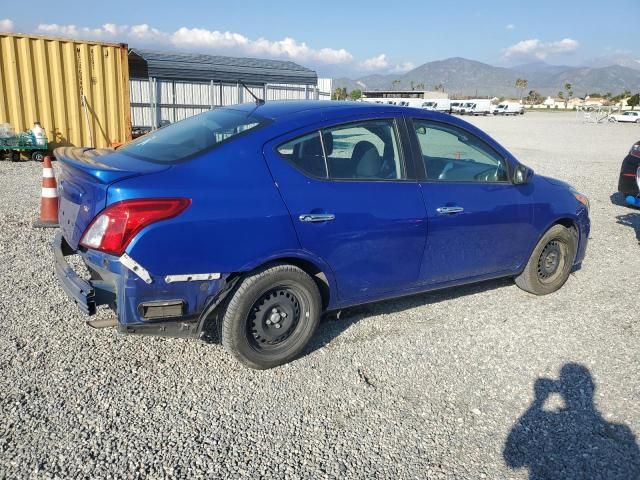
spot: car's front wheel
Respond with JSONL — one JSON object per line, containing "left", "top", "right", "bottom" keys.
{"left": 515, "top": 224, "right": 577, "bottom": 295}
{"left": 221, "top": 263, "right": 321, "bottom": 369}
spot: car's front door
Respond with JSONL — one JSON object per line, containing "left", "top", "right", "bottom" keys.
{"left": 409, "top": 118, "right": 535, "bottom": 285}
{"left": 263, "top": 116, "right": 427, "bottom": 302}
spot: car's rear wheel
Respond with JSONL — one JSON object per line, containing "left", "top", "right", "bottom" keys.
{"left": 515, "top": 224, "right": 577, "bottom": 295}
{"left": 221, "top": 263, "right": 321, "bottom": 369}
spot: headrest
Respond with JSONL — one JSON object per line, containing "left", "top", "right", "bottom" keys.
{"left": 353, "top": 141, "right": 382, "bottom": 178}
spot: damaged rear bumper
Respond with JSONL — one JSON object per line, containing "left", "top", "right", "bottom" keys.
{"left": 53, "top": 232, "right": 97, "bottom": 315}
{"left": 52, "top": 231, "right": 232, "bottom": 338}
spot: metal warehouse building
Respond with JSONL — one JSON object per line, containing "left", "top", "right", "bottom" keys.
{"left": 129, "top": 49, "right": 332, "bottom": 129}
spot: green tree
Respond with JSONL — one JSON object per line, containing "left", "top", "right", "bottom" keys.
{"left": 331, "top": 87, "right": 348, "bottom": 101}
{"left": 628, "top": 93, "right": 640, "bottom": 110}
{"left": 349, "top": 89, "right": 362, "bottom": 101}
{"left": 525, "top": 90, "right": 543, "bottom": 105}
{"left": 515, "top": 78, "right": 528, "bottom": 102}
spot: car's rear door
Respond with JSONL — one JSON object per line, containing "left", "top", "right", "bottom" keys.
{"left": 407, "top": 117, "right": 535, "bottom": 285}
{"left": 263, "top": 115, "right": 427, "bottom": 302}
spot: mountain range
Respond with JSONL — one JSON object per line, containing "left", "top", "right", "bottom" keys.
{"left": 332, "top": 56, "right": 640, "bottom": 98}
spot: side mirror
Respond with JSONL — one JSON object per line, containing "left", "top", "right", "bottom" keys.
{"left": 513, "top": 164, "right": 534, "bottom": 185}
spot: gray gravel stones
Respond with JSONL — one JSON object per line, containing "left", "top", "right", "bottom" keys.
{"left": 0, "top": 112, "right": 639, "bottom": 479}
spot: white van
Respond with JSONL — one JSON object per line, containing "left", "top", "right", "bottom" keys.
{"left": 459, "top": 101, "right": 476, "bottom": 115}
{"left": 459, "top": 99, "right": 491, "bottom": 116}
{"left": 422, "top": 99, "right": 452, "bottom": 113}
{"left": 450, "top": 101, "right": 465, "bottom": 114}
{"left": 494, "top": 102, "right": 524, "bottom": 115}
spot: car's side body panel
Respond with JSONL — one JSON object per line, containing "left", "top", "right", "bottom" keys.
{"left": 52, "top": 101, "right": 590, "bottom": 329}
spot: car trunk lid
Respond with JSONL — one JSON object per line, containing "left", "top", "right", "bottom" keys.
{"left": 56, "top": 147, "right": 170, "bottom": 249}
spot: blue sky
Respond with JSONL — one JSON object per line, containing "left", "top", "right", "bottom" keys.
{"left": 2, "top": 0, "right": 639, "bottom": 76}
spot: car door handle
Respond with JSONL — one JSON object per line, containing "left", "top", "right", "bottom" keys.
{"left": 299, "top": 213, "right": 336, "bottom": 223}
{"left": 436, "top": 206, "right": 464, "bottom": 215}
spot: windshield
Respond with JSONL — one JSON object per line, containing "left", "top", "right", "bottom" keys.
{"left": 424, "top": 102, "right": 436, "bottom": 107}
{"left": 119, "top": 108, "right": 266, "bottom": 163}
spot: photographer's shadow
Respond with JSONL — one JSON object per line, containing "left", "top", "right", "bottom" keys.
{"left": 504, "top": 363, "right": 640, "bottom": 479}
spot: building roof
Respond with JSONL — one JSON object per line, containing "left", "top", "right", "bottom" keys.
{"left": 128, "top": 48, "right": 318, "bottom": 85}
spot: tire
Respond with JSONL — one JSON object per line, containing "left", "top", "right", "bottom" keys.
{"left": 31, "top": 151, "right": 45, "bottom": 162}
{"left": 221, "top": 263, "right": 322, "bottom": 369}
{"left": 11, "top": 151, "right": 21, "bottom": 162}
{"left": 515, "top": 224, "right": 577, "bottom": 295}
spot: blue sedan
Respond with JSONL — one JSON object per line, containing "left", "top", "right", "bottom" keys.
{"left": 53, "top": 101, "right": 590, "bottom": 368}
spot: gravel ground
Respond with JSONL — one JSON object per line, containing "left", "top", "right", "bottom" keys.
{"left": 0, "top": 112, "right": 639, "bottom": 479}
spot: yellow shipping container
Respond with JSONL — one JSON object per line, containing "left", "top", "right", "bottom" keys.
{"left": 0, "top": 32, "right": 131, "bottom": 149}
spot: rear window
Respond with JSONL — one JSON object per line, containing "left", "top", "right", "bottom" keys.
{"left": 119, "top": 108, "right": 266, "bottom": 163}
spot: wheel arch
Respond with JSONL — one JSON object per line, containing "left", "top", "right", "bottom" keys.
{"left": 239, "top": 252, "right": 337, "bottom": 311}
{"left": 521, "top": 215, "right": 580, "bottom": 273}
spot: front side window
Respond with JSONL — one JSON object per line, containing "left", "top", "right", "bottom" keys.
{"left": 119, "top": 108, "right": 265, "bottom": 163}
{"left": 277, "top": 119, "right": 404, "bottom": 181}
{"left": 413, "top": 120, "right": 509, "bottom": 182}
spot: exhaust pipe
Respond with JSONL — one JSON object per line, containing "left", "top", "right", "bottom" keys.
{"left": 86, "top": 318, "right": 118, "bottom": 329}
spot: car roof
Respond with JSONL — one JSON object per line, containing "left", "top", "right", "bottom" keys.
{"left": 226, "top": 100, "right": 409, "bottom": 120}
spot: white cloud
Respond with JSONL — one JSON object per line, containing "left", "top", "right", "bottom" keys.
{"left": 503, "top": 38, "right": 579, "bottom": 60}
{"left": 37, "top": 23, "right": 130, "bottom": 39}
{"left": 36, "top": 22, "right": 354, "bottom": 65}
{"left": 0, "top": 18, "right": 14, "bottom": 31}
{"left": 505, "top": 24, "right": 515, "bottom": 30}
{"left": 390, "top": 61, "right": 415, "bottom": 73}
{"left": 360, "top": 54, "right": 389, "bottom": 70}
{"left": 31, "top": 20, "right": 420, "bottom": 73}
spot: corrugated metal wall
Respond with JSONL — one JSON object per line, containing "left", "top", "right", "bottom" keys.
{"left": 131, "top": 77, "right": 333, "bottom": 128}
{"left": 0, "top": 33, "right": 131, "bottom": 149}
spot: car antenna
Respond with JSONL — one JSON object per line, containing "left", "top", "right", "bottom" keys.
{"left": 240, "top": 82, "right": 265, "bottom": 106}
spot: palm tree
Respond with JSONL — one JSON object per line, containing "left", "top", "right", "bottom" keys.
{"left": 563, "top": 83, "right": 573, "bottom": 108}
{"left": 515, "top": 78, "right": 528, "bottom": 102}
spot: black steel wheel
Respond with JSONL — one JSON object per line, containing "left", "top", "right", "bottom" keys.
{"left": 31, "top": 151, "right": 45, "bottom": 162}
{"left": 221, "top": 263, "right": 321, "bottom": 369}
{"left": 515, "top": 224, "right": 577, "bottom": 295}
{"left": 247, "top": 286, "right": 303, "bottom": 350}
{"left": 536, "top": 240, "right": 566, "bottom": 284}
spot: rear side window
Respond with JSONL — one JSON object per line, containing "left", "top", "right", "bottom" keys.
{"left": 119, "top": 108, "right": 265, "bottom": 163}
{"left": 277, "top": 119, "right": 404, "bottom": 181}
{"left": 277, "top": 131, "right": 327, "bottom": 178}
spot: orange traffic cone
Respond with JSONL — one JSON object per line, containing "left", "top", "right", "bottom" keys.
{"left": 33, "top": 156, "right": 59, "bottom": 228}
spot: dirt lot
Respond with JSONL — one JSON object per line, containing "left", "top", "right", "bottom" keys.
{"left": 0, "top": 112, "right": 639, "bottom": 479}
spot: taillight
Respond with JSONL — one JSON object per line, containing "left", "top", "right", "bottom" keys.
{"left": 630, "top": 144, "right": 640, "bottom": 158}
{"left": 80, "top": 198, "right": 191, "bottom": 256}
